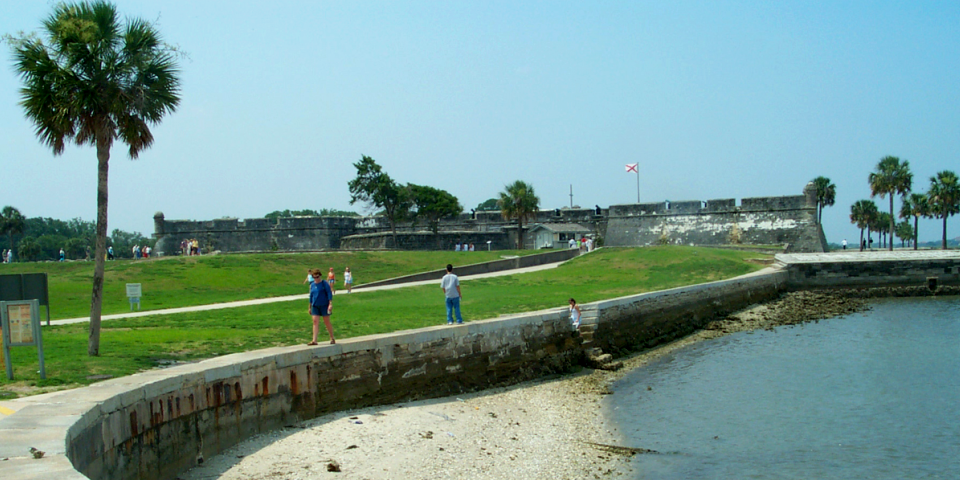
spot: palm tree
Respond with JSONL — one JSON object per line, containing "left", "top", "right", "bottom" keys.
{"left": 868, "top": 156, "right": 912, "bottom": 251}
{"left": 900, "top": 193, "right": 929, "bottom": 250}
{"left": 0, "top": 206, "right": 26, "bottom": 259}
{"left": 812, "top": 176, "right": 836, "bottom": 224}
{"left": 498, "top": 180, "right": 540, "bottom": 249}
{"left": 895, "top": 221, "right": 914, "bottom": 248}
{"left": 927, "top": 170, "right": 960, "bottom": 250}
{"left": 11, "top": 1, "right": 181, "bottom": 355}
{"left": 850, "top": 200, "right": 878, "bottom": 251}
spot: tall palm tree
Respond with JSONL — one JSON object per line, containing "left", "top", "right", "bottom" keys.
{"left": 850, "top": 200, "right": 878, "bottom": 251}
{"left": 927, "top": 170, "right": 960, "bottom": 250}
{"left": 11, "top": 1, "right": 180, "bottom": 355}
{"left": 498, "top": 180, "right": 540, "bottom": 249}
{"left": 900, "top": 193, "right": 929, "bottom": 250}
{"left": 812, "top": 176, "right": 836, "bottom": 224}
{"left": 0, "top": 206, "right": 26, "bottom": 259}
{"left": 868, "top": 156, "right": 912, "bottom": 251}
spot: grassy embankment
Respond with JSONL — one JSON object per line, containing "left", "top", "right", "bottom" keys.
{"left": 0, "top": 250, "right": 538, "bottom": 319}
{"left": 0, "top": 247, "right": 770, "bottom": 397}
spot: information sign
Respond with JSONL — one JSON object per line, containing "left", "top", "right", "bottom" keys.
{"left": 126, "top": 283, "right": 142, "bottom": 311}
{"left": 1, "top": 299, "right": 46, "bottom": 380}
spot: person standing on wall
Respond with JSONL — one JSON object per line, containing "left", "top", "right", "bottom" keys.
{"left": 441, "top": 263, "right": 463, "bottom": 325}
{"left": 308, "top": 268, "right": 335, "bottom": 345}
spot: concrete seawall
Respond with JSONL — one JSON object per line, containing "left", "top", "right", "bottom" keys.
{"left": 1, "top": 251, "right": 958, "bottom": 480}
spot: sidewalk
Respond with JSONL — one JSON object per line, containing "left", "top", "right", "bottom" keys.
{"left": 47, "top": 261, "right": 564, "bottom": 326}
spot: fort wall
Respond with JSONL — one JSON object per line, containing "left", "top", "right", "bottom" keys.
{"left": 153, "top": 184, "right": 825, "bottom": 254}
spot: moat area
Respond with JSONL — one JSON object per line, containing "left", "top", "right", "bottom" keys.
{"left": 604, "top": 296, "right": 960, "bottom": 479}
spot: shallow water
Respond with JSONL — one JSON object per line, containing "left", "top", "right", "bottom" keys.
{"left": 604, "top": 296, "right": 960, "bottom": 479}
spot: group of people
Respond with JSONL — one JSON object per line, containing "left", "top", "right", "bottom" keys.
{"left": 133, "top": 244, "right": 151, "bottom": 259}
{"left": 180, "top": 239, "right": 201, "bottom": 256}
{"left": 454, "top": 243, "right": 475, "bottom": 252}
{"left": 568, "top": 236, "right": 594, "bottom": 253}
{"left": 303, "top": 262, "right": 583, "bottom": 346}
{"left": 1, "top": 249, "right": 12, "bottom": 263}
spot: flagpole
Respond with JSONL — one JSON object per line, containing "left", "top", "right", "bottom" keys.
{"left": 636, "top": 167, "right": 640, "bottom": 203}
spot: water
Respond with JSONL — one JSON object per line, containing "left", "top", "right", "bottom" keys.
{"left": 604, "top": 297, "right": 960, "bottom": 479}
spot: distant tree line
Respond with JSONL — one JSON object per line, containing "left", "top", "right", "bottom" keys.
{"left": 0, "top": 206, "right": 154, "bottom": 262}
{"left": 347, "top": 156, "right": 541, "bottom": 249}
{"left": 834, "top": 157, "right": 959, "bottom": 251}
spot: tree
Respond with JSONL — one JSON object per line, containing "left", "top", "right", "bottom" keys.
{"left": 868, "top": 156, "right": 912, "bottom": 251}
{"left": 17, "top": 236, "right": 41, "bottom": 262}
{"left": 408, "top": 184, "right": 462, "bottom": 240}
{"left": 927, "top": 170, "right": 960, "bottom": 250}
{"left": 812, "top": 176, "right": 836, "bottom": 224}
{"left": 498, "top": 180, "right": 540, "bottom": 249}
{"left": 895, "top": 221, "right": 914, "bottom": 248}
{"left": 1, "top": 206, "right": 26, "bottom": 258}
{"left": 348, "top": 156, "right": 412, "bottom": 247}
{"left": 11, "top": 1, "right": 181, "bottom": 355}
{"left": 900, "top": 193, "right": 929, "bottom": 251}
{"left": 476, "top": 198, "right": 500, "bottom": 212}
{"left": 850, "top": 199, "right": 878, "bottom": 251}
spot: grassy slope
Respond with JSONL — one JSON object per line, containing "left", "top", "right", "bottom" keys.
{"left": 0, "top": 247, "right": 769, "bottom": 396}
{"left": 0, "top": 250, "right": 536, "bottom": 319}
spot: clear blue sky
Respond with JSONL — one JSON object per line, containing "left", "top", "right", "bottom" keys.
{"left": 2, "top": 1, "right": 958, "bottom": 243}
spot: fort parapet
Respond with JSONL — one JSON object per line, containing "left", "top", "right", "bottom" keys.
{"left": 153, "top": 184, "right": 826, "bottom": 254}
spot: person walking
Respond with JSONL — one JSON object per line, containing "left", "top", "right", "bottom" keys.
{"left": 441, "top": 263, "right": 463, "bottom": 325}
{"left": 344, "top": 267, "right": 353, "bottom": 293}
{"left": 303, "top": 269, "right": 314, "bottom": 287}
{"left": 308, "top": 268, "right": 335, "bottom": 345}
{"left": 326, "top": 267, "right": 336, "bottom": 294}
{"left": 59, "top": 248, "right": 65, "bottom": 262}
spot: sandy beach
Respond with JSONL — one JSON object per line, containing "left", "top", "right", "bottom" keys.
{"left": 181, "top": 291, "right": 870, "bottom": 480}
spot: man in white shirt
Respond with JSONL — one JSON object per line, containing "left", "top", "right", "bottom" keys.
{"left": 441, "top": 264, "right": 463, "bottom": 325}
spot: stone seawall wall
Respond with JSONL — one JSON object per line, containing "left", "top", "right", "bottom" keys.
{"left": 583, "top": 270, "right": 789, "bottom": 355}
{"left": 64, "top": 313, "right": 583, "bottom": 480}
{"left": 780, "top": 256, "right": 960, "bottom": 288}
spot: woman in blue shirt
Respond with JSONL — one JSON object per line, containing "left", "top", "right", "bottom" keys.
{"left": 308, "top": 268, "right": 335, "bottom": 345}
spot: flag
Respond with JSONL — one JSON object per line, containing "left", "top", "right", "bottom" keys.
{"left": 625, "top": 163, "right": 638, "bottom": 173}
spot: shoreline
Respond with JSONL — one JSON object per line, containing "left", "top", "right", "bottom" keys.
{"left": 181, "top": 289, "right": 946, "bottom": 480}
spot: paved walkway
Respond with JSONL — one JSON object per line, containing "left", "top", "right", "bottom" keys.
{"left": 776, "top": 249, "right": 960, "bottom": 265}
{"left": 47, "top": 261, "right": 564, "bottom": 326}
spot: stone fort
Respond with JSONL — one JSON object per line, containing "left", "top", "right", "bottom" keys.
{"left": 153, "top": 183, "right": 827, "bottom": 254}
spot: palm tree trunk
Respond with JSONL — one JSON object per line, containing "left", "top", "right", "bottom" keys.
{"left": 517, "top": 218, "right": 523, "bottom": 249}
{"left": 888, "top": 197, "right": 894, "bottom": 251}
{"left": 943, "top": 214, "right": 949, "bottom": 250}
{"left": 859, "top": 228, "right": 864, "bottom": 251}
{"left": 913, "top": 216, "right": 919, "bottom": 250}
{"left": 89, "top": 137, "right": 109, "bottom": 356}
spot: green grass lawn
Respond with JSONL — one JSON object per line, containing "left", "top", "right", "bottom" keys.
{"left": 0, "top": 247, "right": 770, "bottom": 397}
{"left": 0, "top": 250, "right": 538, "bottom": 319}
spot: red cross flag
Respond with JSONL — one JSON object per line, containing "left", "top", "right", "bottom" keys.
{"left": 625, "top": 163, "right": 638, "bottom": 173}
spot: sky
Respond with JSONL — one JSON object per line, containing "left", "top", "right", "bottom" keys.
{"left": 2, "top": 1, "right": 958, "bottom": 244}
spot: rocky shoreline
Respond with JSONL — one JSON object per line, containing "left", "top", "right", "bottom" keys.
{"left": 181, "top": 288, "right": 955, "bottom": 480}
